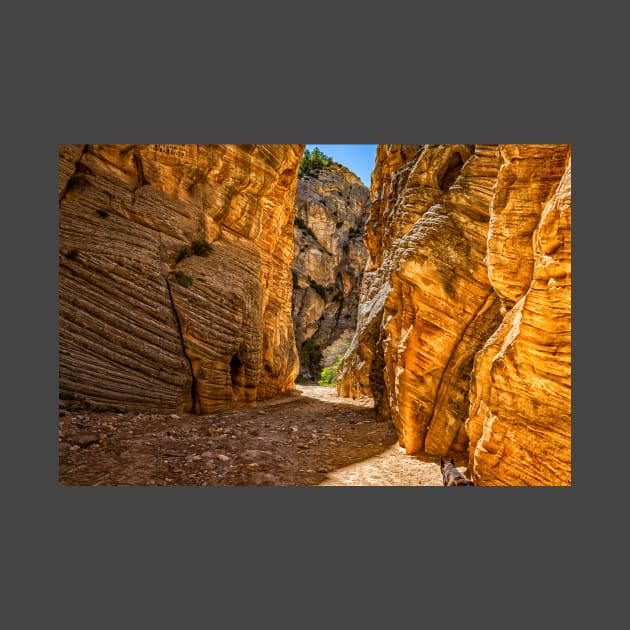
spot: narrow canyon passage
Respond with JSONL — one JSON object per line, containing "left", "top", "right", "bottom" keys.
{"left": 58, "top": 145, "right": 571, "bottom": 486}
{"left": 58, "top": 385, "right": 457, "bottom": 486}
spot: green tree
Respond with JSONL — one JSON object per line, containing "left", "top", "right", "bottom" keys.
{"left": 299, "top": 147, "right": 333, "bottom": 177}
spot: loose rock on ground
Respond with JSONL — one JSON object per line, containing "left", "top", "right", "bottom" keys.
{"left": 58, "top": 385, "right": 469, "bottom": 486}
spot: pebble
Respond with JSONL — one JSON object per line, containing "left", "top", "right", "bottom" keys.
{"left": 74, "top": 434, "right": 100, "bottom": 448}
{"left": 242, "top": 449, "right": 272, "bottom": 458}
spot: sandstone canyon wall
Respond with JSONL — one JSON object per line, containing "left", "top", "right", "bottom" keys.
{"left": 59, "top": 144, "right": 303, "bottom": 414}
{"left": 337, "top": 144, "right": 571, "bottom": 485}
{"left": 291, "top": 163, "right": 369, "bottom": 378}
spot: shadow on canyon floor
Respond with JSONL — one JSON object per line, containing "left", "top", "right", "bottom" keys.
{"left": 58, "top": 384, "right": 469, "bottom": 487}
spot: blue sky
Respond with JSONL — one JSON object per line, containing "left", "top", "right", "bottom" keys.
{"left": 305, "top": 144, "right": 377, "bottom": 187}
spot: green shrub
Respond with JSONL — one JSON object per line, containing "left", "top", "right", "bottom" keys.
{"left": 191, "top": 240, "right": 212, "bottom": 256}
{"left": 318, "top": 354, "right": 343, "bottom": 387}
{"left": 175, "top": 246, "right": 192, "bottom": 263}
{"left": 173, "top": 272, "right": 193, "bottom": 288}
{"left": 176, "top": 239, "right": 212, "bottom": 263}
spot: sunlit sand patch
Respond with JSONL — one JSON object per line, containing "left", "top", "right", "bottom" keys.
{"left": 318, "top": 443, "right": 443, "bottom": 486}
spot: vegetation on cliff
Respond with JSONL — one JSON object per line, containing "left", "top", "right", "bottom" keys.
{"left": 298, "top": 147, "right": 333, "bottom": 177}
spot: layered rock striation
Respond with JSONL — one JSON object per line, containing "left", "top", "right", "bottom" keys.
{"left": 59, "top": 144, "right": 303, "bottom": 414}
{"left": 466, "top": 146, "right": 572, "bottom": 485}
{"left": 337, "top": 144, "right": 571, "bottom": 485}
{"left": 291, "top": 163, "right": 369, "bottom": 379}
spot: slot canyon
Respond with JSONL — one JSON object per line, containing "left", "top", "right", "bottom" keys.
{"left": 58, "top": 144, "right": 571, "bottom": 486}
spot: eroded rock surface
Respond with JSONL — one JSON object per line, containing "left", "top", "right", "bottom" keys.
{"left": 337, "top": 144, "right": 571, "bottom": 485}
{"left": 466, "top": 149, "right": 572, "bottom": 485}
{"left": 291, "top": 163, "right": 369, "bottom": 378}
{"left": 59, "top": 144, "right": 303, "bottom": 414}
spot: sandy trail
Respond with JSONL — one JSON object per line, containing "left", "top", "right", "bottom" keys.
{"left": 59, "top": 384, "right": 469, "bottom": 486}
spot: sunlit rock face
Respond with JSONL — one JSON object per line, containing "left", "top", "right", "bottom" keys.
{"left": 291, "top": 163, "right": 369, "bottom": 378}
{"left": 338, "top": 144, "right": 571, "bottom": 485}
{"left": 59, "top": 144, "right": 303, "bottom": 413}
{"left": 467, "top": 147, "right": 572, "bottom": 485}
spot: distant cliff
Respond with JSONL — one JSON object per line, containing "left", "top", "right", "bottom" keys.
{"left": 59, "top": 144, "right": 303, "bottom": 414}
{"left": 337, "top": 144, "right": 571, "bottom": 486}
{"left": 291, "top": 162, "right": 369, "bottom": 379}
